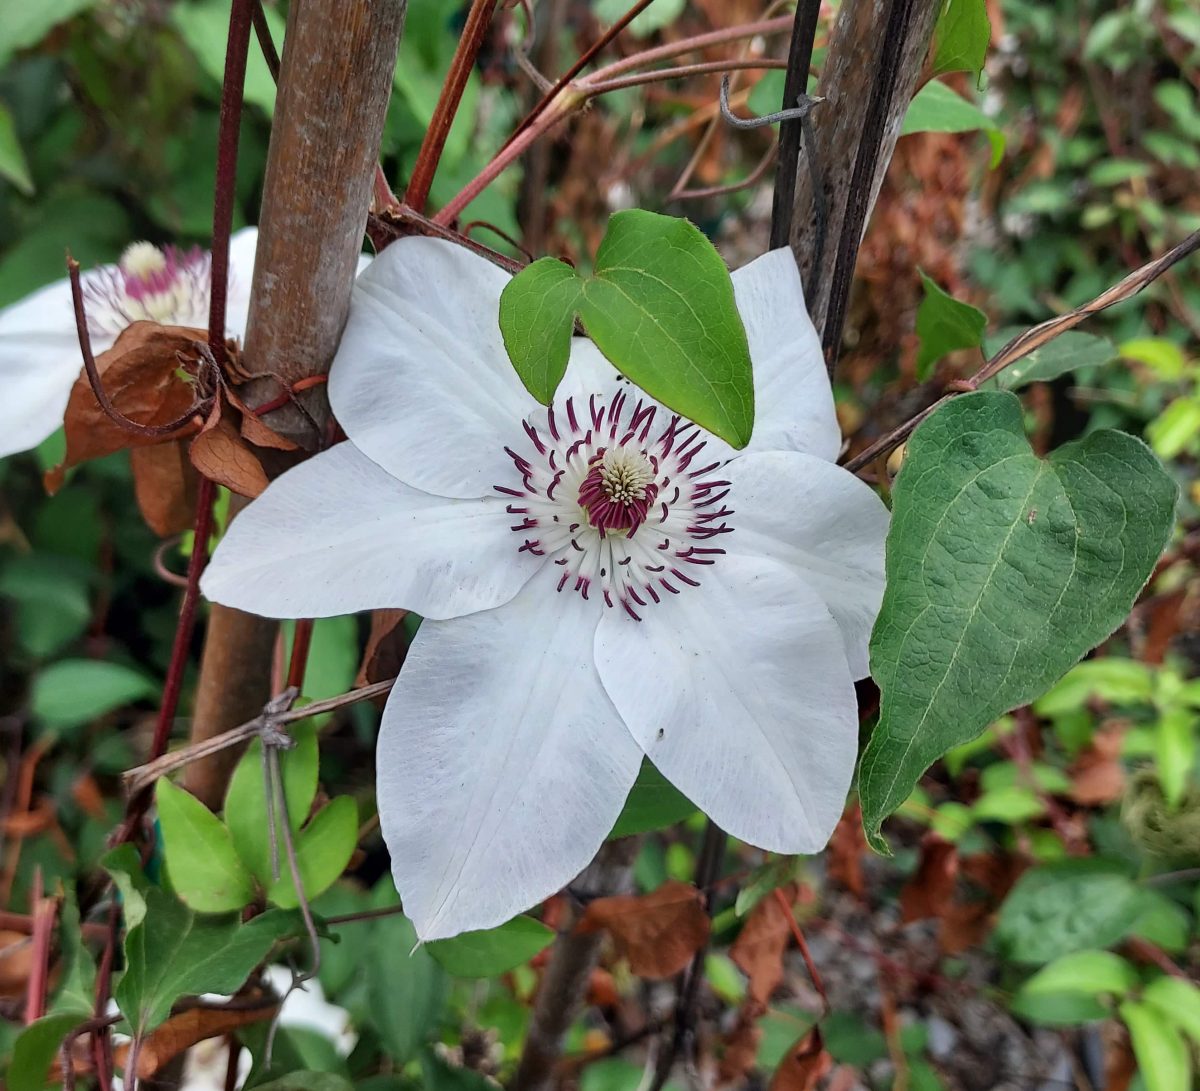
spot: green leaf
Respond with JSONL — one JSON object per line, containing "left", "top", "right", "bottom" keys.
{"left": 913, "top": 271, "right": 987, "bottom": 380}
{"left": 1017, "top": 950, "right": 1137, "bottom": 1000}
{"left": 970, "top": 785, "right": 1044, "bottom": 824}
{"left": 266, "top": 797, "right": 359, "bottom": 909}
{"left": 0, "top": 103, "right": 33, "bottom": 194}
{"left": 102, "top": 843, "right": 151, "bottom": 930}
{"left": 252, "top": 1075, "right": 354, "bottom": 1091}
{"left": 1148, "top": 397, "right": 1200, "bottom": 460}
{"left": 932, "top": 0, "right": 991, "bottom": 77}
{"left": 8, "top": 1012, "right": 90, "bottom": 1091}
{"left": 0, "top": 556, "right": 92, "bottom": 659}
{"left": 594, "top": 0, "right": 685, "bottom": 37}
{"left": 173, "top": 0, "right": 285, "bottom": 114}
{"left": 902, "top": 80, "right": 992, "bottom": 135}
{"left": 283, "top": 617, "right": 359, "bottom": 725}
{"left": 116, "top": 890, "right": 298, "bottom": 1035}
{"left": 497, "top": 258, "right": 584, "bottom": 404}
{"left": 982, "top": 330, "right": 1117, "bottom": 391}
{"left": 734, "top": 856, "right": 803, "bottom": 917}
{"left": 499, "top": 210, "right": 754, "bottom": 448}
{"left": 901, "top": 80, "right": 1006, "bottom": 167}
{"left": 31, "top": 659, "right": 158, "bottom": 732}
{"left": 1142, "top": 976, "right": 1200, "bottom": 1046}
{"left": 609, "top": 760, "right": 697, "bottom": 839}
{"left": 1120, "top": 338, "right": 1189, "bottom": 380}
{"left": 365, "top": 893, "right": 448, "bottom": 1063}
{"left": 225, "top": 720, "right": 319, "bottom": 884}
{"left": 994, "top": 861, "right": 1144, "bottom": 965}
{"left": 1033, "top": 659, "right": 1155, "bottom": 715}
{"left": 1008, "top": 990, "right": 1107, "bottom": 1027}
{"left": 861, "top": 392, "right": 1176, "bottom": 850}
{"left": 0, "top": 0, "right": 100, "bottom": 67}
{"left": 1121, "top": 1000, "right": 1193, "bottom": 1091}
{"left": 157, "top": 778, "right": 256, "bottom": 912}
{"left": 426, "top": 915, "right": 554, "bottom": 977}
{"left": 1156, "top": 708, "right": 1197, "bottom": 811}
{"left": 1130, "top": 890, "right": 1191, "bottom": 954}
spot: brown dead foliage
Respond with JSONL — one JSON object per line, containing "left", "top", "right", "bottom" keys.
{"left": 576, "top": 879, "right": 709, "bottom": 979}
{"left": 900, "top": 834, "right": 959, "bottom": 922}
{"left": 826, "top": 804, "right": 867, "bottom": 898}
{"left": 768, "top": 1027, "right": 831, "bottom": 1091}
{"left": 356, "top": 609, "right": 410, "bottom": 688}
{"left": 112, "top": 1002, "right": 276, "bottom": 1080}
{"left": 130, "top": 443, "right": 199, "bottom": 536}
{"left": 1068, "top": 722, "right": 1127, "bottom": 806}
{"left": 46, "top": 323, "right": 209, "bottom": 493}
{"left": 189, "top": 399, "right": 270, "bottom": 499}
{"left": 717, "top": 1003, "right": 764, "bottom": 1086}
{"left": 0, "top": 930, "right": 33, "bottom": 997}
{"left": 730, "top": 882, "right": 800, "bottom": 1007}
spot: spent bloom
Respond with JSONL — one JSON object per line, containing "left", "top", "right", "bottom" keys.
{"left": 0, "top": 228, "right": 259, "bottom": 459}
{"left": 202, "top": 237, "right": 889, "bottom": 941}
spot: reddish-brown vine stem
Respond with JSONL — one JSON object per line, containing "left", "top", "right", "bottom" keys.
{"left": 208, "top": 0, "right": 256, "bottom": 363}
{"left": 405, "top": 0, "right": 500, "bottom": 213}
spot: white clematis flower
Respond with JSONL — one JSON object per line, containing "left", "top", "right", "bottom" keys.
{"left": 0, "top": 229, "right": 260, "bottom": 459}
{"left": 201, "top": 236, "right": 889, "bottom": 942}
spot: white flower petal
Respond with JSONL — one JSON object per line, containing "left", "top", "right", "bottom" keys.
{"left": 379, "top": 574, "right": 643, "bottom": 940}
{"left": 726, "top": 450, "right": 889, "bottom": 679}
{"left": 0, "top": 276, "right": 103, "bottom": 458}
{"left": 594, "top": 553, "right": 858, "bottom": 854}
{"left": 329, "top": 236, "right": 531, "bottom": 499}
{"left": 223, "top": 227, "right": 259, "bottom": 340}
{"left": 201, "top": 441, "right": 539, "bottom": 620}
{"left": 701, "top": 248, "right": 840, "bottom": 462}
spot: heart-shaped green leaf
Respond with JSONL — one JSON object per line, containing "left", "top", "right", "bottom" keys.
{"left": 499, "top": 210, "right": 754, "bottom": 448}
{"left": 861, "top": 391, "right": 1176, "bottom": 850}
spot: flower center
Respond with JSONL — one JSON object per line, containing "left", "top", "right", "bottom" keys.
{"left": 496, "top": 386, "right": 733, "bottom": 620}
{"left": 84, "top": 242, "right": 212, "bottom": 338}
{"left": 578, "top": 447, "right": 659, "bottom": 535}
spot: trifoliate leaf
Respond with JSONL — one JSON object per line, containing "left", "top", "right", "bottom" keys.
{"left": 499, "top": 210, "right": 754, "bottom": 448}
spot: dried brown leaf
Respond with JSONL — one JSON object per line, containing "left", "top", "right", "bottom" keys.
{"left": 227, "top": 388, "right": 298, "bottom": 452}
{"left": 718, "top": 1003, "right": 765, "bottom": 1086}
{"left": 114, "top": 1003, "right": 276, "bottom": 1079}
{"left": 1068, "top": 723, "right": 1126, "bottom": 806}
{"left": 0, "top": 930, "right": 33, "bottom": 998}
{"left": 189, "top": 405, "right": 269, "bottom": 498}
{"left": 731, "top": 882, "right": 797, "bottom": 1006}
{"left": 356, "top": 609, "right": 410, "bottom": 688}
{"left": 826, "top": 804, "right": 866, "bottom": 898}
{"left": 900, "top": 834, "right": 959, "bottom": 922}
{"left": 768, "top": 1028, "right": 831, "bottom": 1091}
{"left": 130, "top": 442, "right": 199, "bottom": 537}
{"left": 576, "top": 880, "right": 709, "bottom": 979}
{"left": 46, "top": 323, "right": 206, "bottom": 491}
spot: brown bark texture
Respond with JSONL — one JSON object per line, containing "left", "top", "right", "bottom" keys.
{"left": 185, "top": 0, "right": 407, "bottom": 808}
{"left": 788, "top": 0, "right": 942, "bottom": 340}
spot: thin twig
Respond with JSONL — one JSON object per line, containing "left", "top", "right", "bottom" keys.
{"left": 251, "top": 1, "right": 281, "bottom": 81}
{"left": 647, "top": 820, "right": 726, "bottom": 1091}
{"left": 406, "top": 0, "right": 500, "bottom": 212}
{"left": 588, "top": 58, "right": 789, "bottom": 96}
{"left": 505, "top": 0, "right": 656, "bottom": 149}
{"left": 671, "top": 140, "right": 778, "bottom": 202}
{"left": 772, "top": 887, "right": 828, "bottom": 1010}
{"left": 770, "top": 0, "right": 822, "bottom": 249}
{"left": 208, "top": 0, "right": 255, "bottom": 362}
{"left": 121, "top": 679, "right": 395, "bottom": 797}
{"left": 269, "top": 747, "right": 321, "bottom": 980}
{"left": 718, "top": 72, "right": 819, "bottom": 128}
{"left": 843, "top": 227, "right": 1200, "bottom": 473}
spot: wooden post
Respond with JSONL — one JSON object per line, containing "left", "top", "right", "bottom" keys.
{"left": 787, "top": 0, "right": 942, "bottom": 346}
{"left": 185, "top": 0, "right": 407, "bottom": 808}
